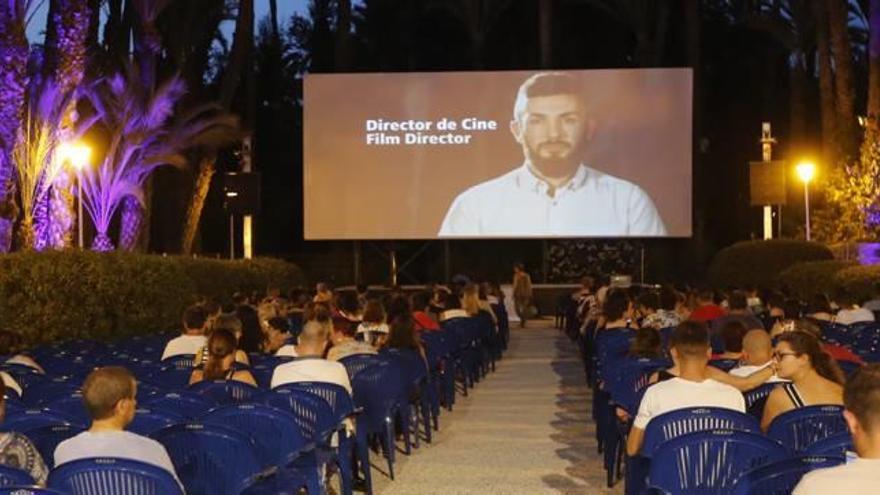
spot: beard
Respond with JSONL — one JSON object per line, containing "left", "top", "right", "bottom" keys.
{"left": 526, "top": 141, "right": 580, "bottom": 176}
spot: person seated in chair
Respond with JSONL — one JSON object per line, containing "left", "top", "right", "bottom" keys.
{"left": 327, "top": 315, "right": 377, "bottom": 362}
{"left": 189, "top": 329, "right": 257, "bottom": 386}
{"left": 54, "top": 367, "right": 181, "bottom": 485}
{"left": 729, "top": 329, "right": 784, "bottom": 383}
{"left": 0, "top": 380, "right": 47, "bottom": 485}
{"left": 271, "top": 320, "right": 352, "bottom": 394}
{"left": 626, "top": 321, "right": 747, "bottom": 456}
{"left": 711, "top": 320, "right": 746, "bottom": 362}
{"left": 794, "top": 364, "right": 880, "bottom": 493}
{"left": 193, "top": 314, "right": 249, "bottom": 367}
{"left": 761, "top": 331, "right": 844, "bottom": 431}
{"left": 161, "top": 305, "right": 208, "bottom": 360}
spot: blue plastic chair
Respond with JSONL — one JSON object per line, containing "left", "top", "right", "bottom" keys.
{"left": 47, "top": 457, "right": 183, "bottom": 494}
{"left": 803, "top": 431, "right": 854, "bottom": 457}
{"left": 351, "top": 361, "right": 405, "bottom": 489}
{"left": 187, "top": 379, "right": 263, "bottom": 405}
{"left": 641, "top": 407, "right": 761, "bottom": 457}
{"left": 160, "top": 355, "right": 196, "bottom": 371}
{"left": 3, "top": 410, "right": 79, "bottom": 433}
{"left": 151, "top": 422, "right": 262, "bottom": 495}
{"left": 21, "top": 380, "right": 79, "bottom": 408}
{"left": 0, "top": 488, "right": 66, "bottom": 494}
{"left": 45, "top": 393, "right": 89, "bottom": 426}
{"left": 142, "top": 391, "right": 216, "bottom": 419}
{"left": 128, "top": 408, "right": 185, "bottom": 436}
{"left": 23, "top": 423, "right": 85, "bottom": 468}
{"left": 338, "top": 354, "right": 384, "bottom": 380}
{"left": 262, "top": 388, "right": 336, "bottom": 441}
{"left": 146, "top": 367, "right": 192, "bottom": 390}
{"left": 744, "top": 382, "right": 781, "bottom": 420}
{"left": 200, "top": 404, "right": 313, "bottom": 467}
{"left": 647, "top": 429, "right": 789, "bottom": 494}
{"left": 731, "top": 455, "right": 845, "bottom": 495}
{"left": 767, "top": 405, "right": 848, "bottom": 453}
{"left": 0, "top": 465, "right": 35, "bottom": 487}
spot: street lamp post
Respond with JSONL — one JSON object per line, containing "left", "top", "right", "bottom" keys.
{"left": 58, "top": 142, "right": 91, "bottom": 249}
{"left": 796, "top": 161, "right": 816, "bottom": 241}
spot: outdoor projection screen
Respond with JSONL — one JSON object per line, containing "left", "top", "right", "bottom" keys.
{"left": 303, "top": 68, "right": 692, "bottom": 239}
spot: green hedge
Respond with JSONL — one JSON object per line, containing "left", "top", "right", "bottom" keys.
{"left": 707, "top": 240, "right": 834, "bottom": 288}
{"left": 776, "top": 260, "right": 856, "bottom": 300}
{"left": 833, "top": 265, "right": 880, "bottom": 303}
{"left": 0, "top": 251, "right": 305, "bottom": 347}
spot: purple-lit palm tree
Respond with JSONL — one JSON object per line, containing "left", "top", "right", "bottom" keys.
{"left": 0, "top": 0, "right": 33, "bottom": 252}
{"left": 81, "top": 65, "right": 238, "bottom": 251}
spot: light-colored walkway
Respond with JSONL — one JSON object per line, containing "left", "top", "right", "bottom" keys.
{"left": 371, "top": 320, "right": 621, "bottom": 494}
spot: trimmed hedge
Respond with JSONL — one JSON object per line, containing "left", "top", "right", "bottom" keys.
{"left": 0, "top": 251, "right": 305, "bottom": 347}
{"left": 833, "top": 265, "right": 880, "bottom": 303}
{"left": 776, "top": 260, "right": 856, "bottom": 300}
{"left": 707, "top": 240, "right": 834, "bottom": 288}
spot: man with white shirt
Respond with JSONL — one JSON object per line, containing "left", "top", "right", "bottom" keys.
{"left": 438, "top": 71, "right": 666, "bottom": 237}
{"left": 271, "top": 320, "right": 352, "bottom": 394}
{"left": 161, "top": 305, "right": 208, "bottom": 360}
{"left": 626, "top": 321, "right": 746, "bottom": 456}
{"left": 729, "top": 329, "right": 785, "bottom": 383}
{"left": 794, "top": 364, "right": 880, "bottom": 493}
{"left": 54, "top": 367, "right": 181, "bottom": 485}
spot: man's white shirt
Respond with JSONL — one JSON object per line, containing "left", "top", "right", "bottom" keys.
{"left": 161, "top": 334, "right": 207, "bottom": 360}
{"left": 633, "top": 377, "right": 745, "bottom": 430}
{"left": 54, "top": 430, "right": 181, "bottom": 485}
{"left": 270, "top": 357, "right": 353, "bottom": 394}
{"left": 794, "top": 458, "right": 880, "bottom": 494}
{"left": 438, "top": 163, "right": 667, "bottom": 237}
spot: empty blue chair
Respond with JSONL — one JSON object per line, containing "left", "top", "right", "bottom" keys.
{"left": 128, "top": 408, "right": 185, "bottom": 436}
{"left": 732, "top": 455, "right": 845, "bottom": 495}
{"left": 641, "top": 407, "right": 761, "bottom": 457}
{"left": 803, "top": 432, "right": 854, "bottom": 457}
{"left": 23, "top": 423, "right": 85, "bottom": 467}
{"left": 160, "top": 355, "right": 196, "bottom": 371}
{"left": 647, "top": 429, "right": 789, "bottom": 494}
{"left": 22, "top": 380, "right": 78, "bottom": 408}
{"left": 351, "top": 361, "right": 404, "bottom": 489}
{"left": 262, "top": 388, "right": 335, "bottom": 441}
{"left": 767, "top": 405, "right": 848, "bottom": 453}
{"left": 0, "top": 488, "right": 65, "bottom": 494}
{"left": 201, "top": 404, "right": 312, "bottom": 467}
{"left": 152, "top": 423, "right": 261, "bottom": 495}
{"left": 45, "top": 393, "right": 89, "bottom": 426}
{"left": 188, "top": 380, "right": 263, "bottom": 405}
{"left": 0, "top": 364, "right": 48, "bottom": 391}
{"left": 142, "top": 391, "right": 216, "bottom": 419}
{"left": 4, "top": 410, "right": 78, "bottom": 433}
{"left": 47, "top": 457, "right": 183, "bottom": 494}
{"left": 744, "top": 382, "right": 780, "bottom": 420}
{"left": 0, "top": 465, "right": 34, "bottom": 487}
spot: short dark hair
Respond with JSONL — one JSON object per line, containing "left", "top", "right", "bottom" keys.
{"left": 808, "top": 293, "right": 832, "bottom": 314}
{"left": 659, "top": 286, "right": 678, "bottom": 311}
{"left": 728, "top": 291, "right": 748, "bottom": 311}
{"left": 267, "top": 317, "right": 289, "bottom": 334}
{"left": 411, "top": 291, "right": 432, "bottom": 312}
{"left": 670, "top": 321, "right": 710, "bottom": 357}
{"left": 183, "top": 305, "right": 208, "bottom": 331}
{"left": 603, "top": 290, "right": 630, "bottom": 321}
{"left": 637, "top": 292, "right": 660, "bottom": 312}
{"left": 845, "top": 364, "right": 880, "bottom": 433}
{"left": 336, "top": 292, "right": 360, "bottom": 314}
{"left": 720, "top": 320, "right": 746, "bottom": 353}
{"left": 82, "top": 367, "right": 136, "bottom": 420}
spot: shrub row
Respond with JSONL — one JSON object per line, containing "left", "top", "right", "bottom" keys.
{"left": 0, "top": 251, "right": 305, "bottom": 347}
{"left": 707, "top": 240, "right": 834, "bottom": 289}
{"left": 777, "top": 260, "right": 857, "bottom": 300}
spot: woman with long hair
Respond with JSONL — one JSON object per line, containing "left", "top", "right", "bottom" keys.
{"left": 761, "top": 331, "right": 844, "bottom": 431}
{"left": 235, "top": 305, "right": 265, "bottom": 353}
{"left": 194, "top": 314, "right": 250, "bottom": 367}
{"left": 190, "top": 329, "right": 257, "bottom": 386}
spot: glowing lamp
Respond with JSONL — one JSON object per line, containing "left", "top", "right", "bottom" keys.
{"left": 58, "top": 142, "right": 91, "bottom": 170}
{"left": 796, "top": 161, "right": 816, "bottom": 184}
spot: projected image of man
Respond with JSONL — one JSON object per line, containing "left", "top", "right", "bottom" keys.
{"left": 438, "top": 72, "right": 667, "bottom": 237}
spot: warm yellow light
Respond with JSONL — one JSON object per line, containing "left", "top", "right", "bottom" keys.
{"left": 796, "top": 161, "right": 816, "bottom": 183}
{"left": 57, "top": 142, "right": 91, "bottom": 170}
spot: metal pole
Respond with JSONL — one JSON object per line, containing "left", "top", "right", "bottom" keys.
{"left": 391, "top": 249, "right": 398, "bottom": 286}
{"left": 640, "top": 245, "right": 645, "bottom": 284}
{"left": 77, "top": 175, "right": 83, "bottom": 249}
{"left": 804, "top": 181, "right": 811, "bottom": 241}
{"left": 444, "top": 240, "right": 450, "bottom": 283}
{"left": 229, "top": 214, "right": 234, "bottom": 260}
{"left": 353, "top": 241, "right": 361, "bottom": 285}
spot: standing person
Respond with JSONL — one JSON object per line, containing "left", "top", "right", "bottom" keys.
{"left": 513, "top": 262, "right": 533, "bottom": 328}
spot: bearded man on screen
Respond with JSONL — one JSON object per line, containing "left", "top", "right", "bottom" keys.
{"left": 438, "top": 72, "right": 667, "bottom": 237}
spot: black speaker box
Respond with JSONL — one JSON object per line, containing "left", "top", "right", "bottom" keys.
{"left": 223, "top": 172, "right": 261, "bottom": 214}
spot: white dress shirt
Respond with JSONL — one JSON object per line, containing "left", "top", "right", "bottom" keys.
{"left": 438, "top": 163, "right": 667, "bottom": 237}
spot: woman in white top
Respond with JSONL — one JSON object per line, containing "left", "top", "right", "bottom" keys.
{"left": 356, "top": 300, "right": 389, "bottom": 347}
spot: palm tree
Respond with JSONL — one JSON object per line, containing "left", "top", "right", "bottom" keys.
{"left": 424, "top": 0, "right": 514, "bottom": 69}
{"left": 0, "top": 0, "right": 33, "bottom": 252}
{"left": 80, "top": 65, "right": 239, "bottom": 251}
{"left": 827, "top": 0, "right": 857, "bottom": 158}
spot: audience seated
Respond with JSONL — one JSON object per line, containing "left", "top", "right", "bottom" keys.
{"left": 357, "top": 299, "right": 390, "bottom": 346}
{"left": 193, "top": 314, "right": 249, "bottom": 367}
{"left": 627, "top": 327, "right": 663, "bottom": 360}
{"left": 761, "top": 331, "right": 844, "bottom": 431}
{"left": 688, "top": 288, "right": 726, "bottom": 322}
{"left": 712, "top": 320, "right": 746, "bottom": 361}
{"left": 638, "top": 289, "right": 680, "bottom": 330}
{"left": 770, "top": 299, "right": 805, "bottom": 337}
{"left": 805, "top": 293, "right": 835, "bottom": 322}
{"left": 161, "top": 304, "right": 208, "bottom": 360}
{"left": 711, "top": 290, "right": 764, "bottom": 331}
{"left": 382, "top": 313, "right": 428, "bottom": 366}
{"left": 189, "top": 329, "right": 257, "bottom": 386}
{"left": 834, "top": 292, "right": 875, "bottom": 325}
{"left": 0, "top": 380, "right": 48, "bottom": 484}
{"left": 271, "top": 320, "right": 352, "bottom": 394}
{"left": 626, "top": 321, "right": 746, "bottom": 456}
{"left": 327, "top": 315, "right": 377, "bottom": 362}
{"left": 411, "top": 291, "right": 441, "bottom": 332}
{"left": 600, "top": 290, "right": 636, "bottom": 331}
{"left": 794, "top": 364, "right": 880, "bottom": 493}
{"left": 313, "top": 282, "right": 334, "bottom": 304}
{"left": 729, "top": 329, "right": 784, "bottom": 383}
{"left": 0, "top": 331, "right": 44, "bottom": 373}
{"left": 54, "top": 367, "right": 181, "bottom": 485}
{"left": 263, "top": 316, "right": 293, "bottom": 354}
{"left": 335, "top": 291, "right": 363, "bottom": 324}
{"left": 439, "top": 294, "right": 468, "bottom": 322}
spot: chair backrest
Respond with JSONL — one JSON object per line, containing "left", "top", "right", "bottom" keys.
{"left": 338, "top": 354, "right": 384, "bottom": 380}
{"left": 642, "top": 407, "right": 760, "bottom": 457}
{"left": 0, "top": 487, "right": 66, "bottom": 494}
{"left": 188, "top": 380, "right": 263, "bottom": 406}
{"left": 731, "top": 455, "right": 845, "bottom": 495}
{"left": 22, "top": 423, "right": 85, "bottom": 468}
{"left": 128, "top": 408, "right": 185, "bottom": 436}
{"left": 160, "top": 355, "right": 196, "bottom": 371}
{"left": 767, "top": 405, "right": 848, "bottom": 453}
{"left": 201, "top": 403, "right": 310, "bottom": 467}
{"left": 44, "top": 393, "right": 89, "bottom": 426}
{"left": 273, "top": 382, "right": 353, "bottom": 424}
{"left": 3, "top": 409, "right": 77, "bottom": 433}
{"left": 803, "top": 431, "right": 854, "bottom": 458}
{"left": 708, "top": 359, "right": 740, "bottom": 372}
{"left": 351, "top": 361, "right": 403, "bottom": 432}
{"left": 47, "top": 457, "right": 183, "bottom": 495}
{"left": 151, "top": 423, "right": 261, "bottom": 495}
{"left": 21, "top": 380, "right": 79, "bottom": 408}
{"left": 0, "top": 465, "right": 35, "bottom": 487}
{"left": 262, "top": 388, "right": 336, "bottom": 441}
{"left": 146, "top": 367, "right": 193, "bottom": 390}
{"left": 743, "top": 382, "right": 781, "bottom": 419}
{"left": 142, "top": 391, "right": 216, "bottom": 419}
{"left": 648, "top": 429, "right": 789, "bottom": 494}
{"left": 605, "top": 358, "right": 670, "bottom": 415}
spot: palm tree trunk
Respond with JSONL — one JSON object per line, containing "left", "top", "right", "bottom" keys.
{"left": 118, "top": 196, "right": 143, "bottom": 251}
{"left": 181, "top": 158, "right": 215, "bottom": 255}
{"left": 869, "top": 0, "right": 880, "bottom": 120}
{"left": 219, "top": 0, "right": 254, "bottom": 109}
{"left": 335, "top": 0, "right": 352, "bottom": 70}
{"left": 815, "top": 1, "right": 837, "bottom": 165}
{"left": 538, "top": 0, "right": 553, "bottom": 68}
{"left": 827, "top": 0, "right": 857, "bottom": 158}
{"left": 789, "top": 50, "right": 808, "bottom": 151}
{"left": 0, "top": 1, "right": 29, "bottom": 253}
